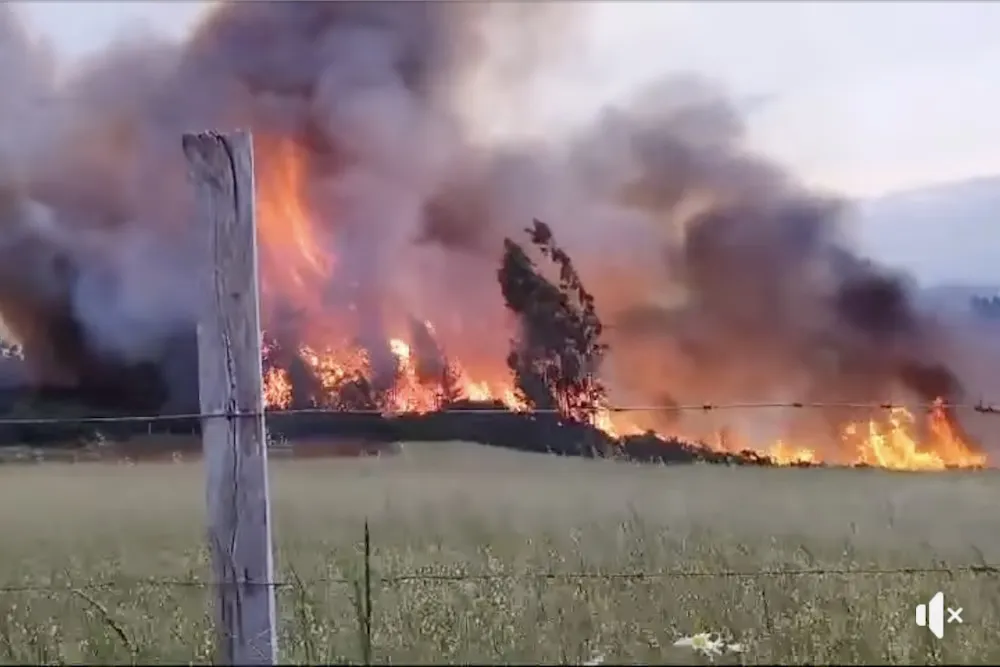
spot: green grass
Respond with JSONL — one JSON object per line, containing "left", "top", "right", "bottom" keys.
{"left": 0, "top": 441, "right": 997, "bottom": 664}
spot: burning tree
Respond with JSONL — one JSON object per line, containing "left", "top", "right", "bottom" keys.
{"left": 498, "top": 219, "right": 611, "bottom": 426}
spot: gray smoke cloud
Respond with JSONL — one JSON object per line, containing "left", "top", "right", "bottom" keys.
{"left": 0, "top": 2, "right": 979, "bottom": 451}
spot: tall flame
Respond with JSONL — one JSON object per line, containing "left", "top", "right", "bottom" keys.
{"left": 255, "top": 136, "right": 335, "bottom": 321}
{"left": 252, "top": 137, "right": 988, "bottom": 470}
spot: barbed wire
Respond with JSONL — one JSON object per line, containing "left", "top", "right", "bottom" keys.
{"left": 0, "top": 400, "right": 999, "bottom": 427}
{"left": 1, "top": 564, "right": 996, "bottom": 593}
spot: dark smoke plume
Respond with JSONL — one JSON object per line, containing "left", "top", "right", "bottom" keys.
{"left": 0, "top": 2, "right": 973, "bottom": 450}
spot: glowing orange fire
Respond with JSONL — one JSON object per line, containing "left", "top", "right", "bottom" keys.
{"left": 766, "top": 399, "right": 987, "bottom": 470}
{"left": 262, "top": 335, "right": 525, "bottom": 416}
{"left": 255, "top": 136, "right": 528, "bottom": 416}
{"left": 253, "top": 137, "right": 988, "bottom": 470}
{"left": 255, "top": 136, "right": 336, "bottom": 321}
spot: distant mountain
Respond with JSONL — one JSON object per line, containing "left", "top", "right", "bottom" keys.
{"left": 917, "top": 282, "right": 1000, "bottom": 318}
{"left": 853, "top": 175, "right": 1000, "bottom": 287}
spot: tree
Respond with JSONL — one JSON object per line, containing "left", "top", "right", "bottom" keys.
{"left": 971, "top": 295, "right": 1000, "bottom": 321}
{"left": 498, "top": 219, "right": 610, "bottom": 426}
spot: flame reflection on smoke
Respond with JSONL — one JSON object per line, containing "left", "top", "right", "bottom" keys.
{"left": 251, "top": 138, "right": 986, "bottom": 470}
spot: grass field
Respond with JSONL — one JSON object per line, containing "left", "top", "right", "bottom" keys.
{"left": 0, "top": 440, "right": 997, "bottom": 664}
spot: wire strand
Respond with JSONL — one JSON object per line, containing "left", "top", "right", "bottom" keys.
{"left": 0, "top": 400, "right": 997, "bottom": 426}
{"left": 1, "top": 564, "right": 996, "bottom": 593}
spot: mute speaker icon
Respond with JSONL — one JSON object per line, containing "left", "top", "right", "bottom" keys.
{"left": 916, "top": 592, "right": 963, "bottom": 639}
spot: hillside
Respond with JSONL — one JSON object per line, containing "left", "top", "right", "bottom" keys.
{"left": 855, "top": 175, "right": 1000, "bottom": 288}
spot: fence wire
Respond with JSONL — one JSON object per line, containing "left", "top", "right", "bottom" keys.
{"left": 2, "top": 563, "right": 997, "bottom": 594}
{"left": 0, "top": 400, "right": 998, "bottom": 426}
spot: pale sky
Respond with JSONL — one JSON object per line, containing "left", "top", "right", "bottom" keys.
{"left": 14, "top": 1, "right": 1000, "bottom": 199}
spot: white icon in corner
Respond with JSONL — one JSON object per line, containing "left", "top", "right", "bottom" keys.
{"left": 915, "top": 592, "right": 963, "bottom": 639}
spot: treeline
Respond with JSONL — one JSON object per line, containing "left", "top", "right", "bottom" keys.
{"left": 971, "top": 295, "right": 1000, "bottom": 321}
{"left": 0, "top": 222, "right": 794, "bottom": 467}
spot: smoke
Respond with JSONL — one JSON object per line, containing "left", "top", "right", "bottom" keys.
{"left": 0, "top": 2, "right": 969, "bottom": 444}
{"left": 421, "top": 75, "right": 965, "bottom": 443}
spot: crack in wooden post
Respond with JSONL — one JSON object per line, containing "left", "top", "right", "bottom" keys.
{"left": 183, "top": 129, "right": 278, "bottom": 665}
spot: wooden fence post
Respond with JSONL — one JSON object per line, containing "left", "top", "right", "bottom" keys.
{"left": 182, "top": 129, "right": 278, "bottom": 665}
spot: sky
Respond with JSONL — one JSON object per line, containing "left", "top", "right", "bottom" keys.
{"left": 14, "top": 0, "right": 1000, "bottom": 200}
{"left": 10, "top": 0, "right": 1000, "bottom": 284}
{"left": 557, "top": 1, "right": 1000, "bottom": 199}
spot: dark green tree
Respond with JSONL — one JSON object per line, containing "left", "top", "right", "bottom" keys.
{"left": 498, "top": 219, "right": 610, "bottom": 426}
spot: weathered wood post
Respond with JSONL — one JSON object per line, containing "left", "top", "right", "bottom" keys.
{"left": 182, "top": 129, "right": 278, "bottom": 665}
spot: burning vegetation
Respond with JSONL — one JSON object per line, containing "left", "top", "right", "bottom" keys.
{"left": 0, "top": 3, "right": 991, "bottom": 469}
{"left": 257, "top": 206, "right": 987, "bottom": 471}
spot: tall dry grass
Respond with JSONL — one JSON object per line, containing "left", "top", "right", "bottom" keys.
{"left": 0, "top": 441, "right": 997, "bottom": 664}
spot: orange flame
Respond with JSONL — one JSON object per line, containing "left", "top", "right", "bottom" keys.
{"left": 764, "top": 399, "right": 987, "bottom": 470}
{"left": 252, "top": 137, "right": 988, "bottom": 470}
{"left": 255, "top": 136, "right": 335, "bottom": 322}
